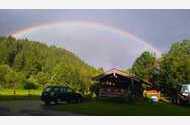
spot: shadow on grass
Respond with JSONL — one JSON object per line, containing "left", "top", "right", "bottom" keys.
{"left": 50, "top": 99, "right": 190, "bottom": 116}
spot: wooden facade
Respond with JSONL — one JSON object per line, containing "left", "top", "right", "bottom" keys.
{"left": 93, "top": 68, "right": 151, "bottom": 100}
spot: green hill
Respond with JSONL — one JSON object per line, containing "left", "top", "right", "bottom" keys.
{"left": 0, "top": 36, "right": 100, "bottom": 94}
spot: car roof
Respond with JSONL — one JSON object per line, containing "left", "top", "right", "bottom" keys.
{"left": 182, "top": 84, "right": 190, "bottom": 86}
{"left": 46, "top": 85, "right": 69, "bottom": 88}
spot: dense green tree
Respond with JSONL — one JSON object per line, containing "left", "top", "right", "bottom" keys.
{"left": 36, "top": 72, "right": 50, "bottom": 87}
{"left": 5, "top": 70, "right": 25, "bottom": 94}
{"left": 159, "top": 40, "right": 190, "bottom": 90}
{"left": 0, "top": 64, "right": 11, "bottom": 87}
{"left": 131, "top": 40, "right": 190, "bottom": 95}
{"left": 23, "top": 81, "right": 38, "bottom": 96}
{"left": 132, "top": 51, "right": 157, "bottom": 81}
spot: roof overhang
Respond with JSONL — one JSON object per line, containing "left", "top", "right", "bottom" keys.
{"left": 92, "top": 68, "right": 152, "bottom": 87}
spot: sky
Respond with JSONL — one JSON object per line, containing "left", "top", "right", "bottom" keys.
{"left": 0, "top": 10, "right": 190, "bottom": 69}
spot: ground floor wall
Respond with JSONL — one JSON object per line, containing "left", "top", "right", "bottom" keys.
{"left": 98, "top": 87, "right": 127, "bottom": 97}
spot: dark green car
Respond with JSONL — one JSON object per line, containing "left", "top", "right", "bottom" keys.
{"left": 41, "top": 85, "right": 83, "bottom": 105}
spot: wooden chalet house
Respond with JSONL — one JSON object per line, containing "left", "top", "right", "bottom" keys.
{"left": 92, "top": 68, "right": 152, "bottom": 100}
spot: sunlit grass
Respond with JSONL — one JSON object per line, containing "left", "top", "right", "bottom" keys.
{"left": 0, "top": 89, "right": 42, "bottom": 96}
{"left": 0, "top": 89, "right": 42, "bottom": 100}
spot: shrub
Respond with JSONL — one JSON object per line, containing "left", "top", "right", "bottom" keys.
{"left": 23, "top": 81, "right": 39, "bottom": 95}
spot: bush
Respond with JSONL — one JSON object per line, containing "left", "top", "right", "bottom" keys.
{"left": 23, "top": 81, "right": 39, "bottom": 95}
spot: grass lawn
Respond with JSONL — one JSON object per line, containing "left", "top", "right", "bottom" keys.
{"left": 0, "top": 89, "right": 42, "bottom": 100}
{"left": 0, "top": 89, "right": 42, "bottom": 96}
{"left": 52, "top": 100, "right": 190, "bottom": 116}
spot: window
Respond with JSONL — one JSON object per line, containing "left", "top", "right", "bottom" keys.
{"left": 54, "top": 87, "right": 59, "bottom": 92}
{"left": 65, "top": 88, "right": 73, "bottom": 93}
{"left": 45, "top": 87, "right": 52, "bottom": 92}
{"left": 181, "top": 85, "right": 189, "bottom": 93}
{"left": 60, "top": 88, "right": 64, "bottom": 92}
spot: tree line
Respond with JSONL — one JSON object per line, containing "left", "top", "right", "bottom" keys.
{"left": 0, "top": 36, "right": 189, "bottom": 96}
{"left": 131, "top": 40, "right": 190, "bottom": 95}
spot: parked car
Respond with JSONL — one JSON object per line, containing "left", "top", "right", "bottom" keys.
{"left": 171, "top": 84, "right": 190, "bottom": 104}
{"left": 41, "top": 85, "right": 83, "bottom": 105}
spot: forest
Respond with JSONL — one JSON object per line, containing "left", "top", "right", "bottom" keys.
{"left": 0, "top": 36, "right": 100, "bottom": 95}
{"left": 0, "top": 36, "right": 189, "bottom": 96}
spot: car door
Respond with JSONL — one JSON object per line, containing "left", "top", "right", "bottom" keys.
{"left": 54, "top": 87, "right": 60, "bottom": 99}
{"left": 59, "top": 87, "right": 66, "bottom": 101}
{"left": 64, "top": 87, "right": 75, "bottom": 101}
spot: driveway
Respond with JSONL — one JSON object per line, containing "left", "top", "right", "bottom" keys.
{"left": 0, "top": 100, "right": 82, "bottom": 116}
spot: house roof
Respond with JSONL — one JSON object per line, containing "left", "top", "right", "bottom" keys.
{"left": 93, "top": 68, "right": 129, "bottom": 80}
{"left": 103, "top": 68, "right": 130, "bottom": 77}
{"left": 93, "top": 68, "right": 151, "bottom": 85}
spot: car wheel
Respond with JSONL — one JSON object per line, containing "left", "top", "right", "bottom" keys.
{"left": 54, "top": 100, "right": 58, "bottom": 104}
{"left": 68, "top": 98, "right": 77, "bottom": 104}
{"left": 171, "top": 97, "right": 177, "bottom": 104}
{"left": 57, "top": 98, "right": 61, "bottom": 103}
{"left": 45, "top": 101, "right": 50, "bottom": 105}
{"left": 47, "top": 100, "right": 56, "bottom": 105}
{"left": 77, "top": 98, "right": 82, "bottom": 103}
{"left": 177, "top": 98, "right": 181, "bottom": 105}
{"left": 69, "top": 99, "right": 75, "bottom": 104}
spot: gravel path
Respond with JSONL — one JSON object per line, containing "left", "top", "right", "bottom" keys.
{"left": 0, "top": 100, "right": 82, "bottom": 116}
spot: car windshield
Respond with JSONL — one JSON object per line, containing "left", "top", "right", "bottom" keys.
{"left": 45, "top": 87, "right": 52, "bottom": 92}
{"left": 181, "top": 85, "right": 190, "bottom": 93}
{"left": 54, "top": 87, "right": 59, "bottom": 92}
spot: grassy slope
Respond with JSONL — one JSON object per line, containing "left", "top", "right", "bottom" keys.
{"left": 53, "top": 101, "right": 190, "bottom": 116}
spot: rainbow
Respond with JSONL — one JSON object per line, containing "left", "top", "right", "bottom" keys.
{"left": 11, "top": 21, "right": 161, "bottom": 57}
